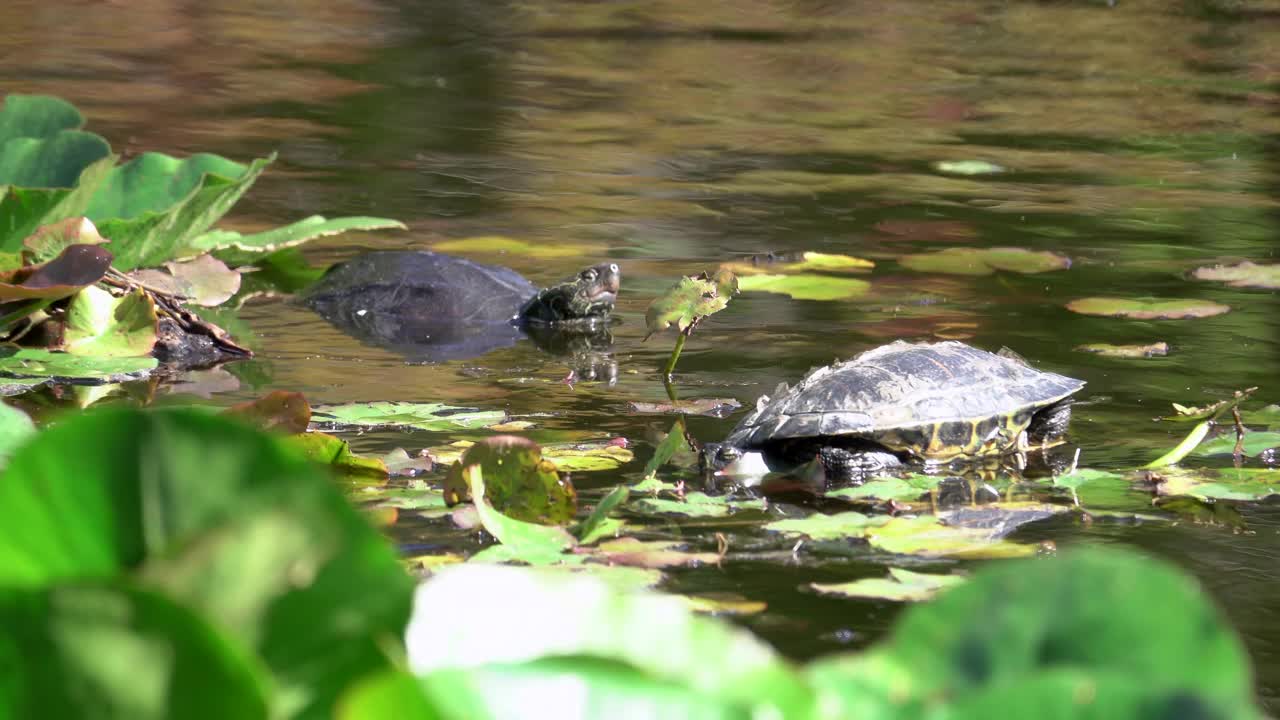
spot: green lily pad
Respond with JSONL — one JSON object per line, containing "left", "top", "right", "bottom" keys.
{"left": 0, "top": 156, "right": 116, "bottom": 254}
{"left": 1075, "top": 342, "right": 1169, "bottom": 358}
{"left": 0, "top": 346, "right": 157, "bottom": 383}
{"left": 63, "top": 286, "right": 158, "bottom": 357}
{"left": 0, "top": 95, "right": 110, "bottom": 190}
{"left": 233, "top": 247, "right": 329, "bottom": 298}
{"left": 645, "top": 269, "right": 738, "bottom": 336}
{"left": 93, "top": 154, "right": 274, "bottom": 271}
{"left": 0, "top": 243, "right": 113, "bottom": 302}
{"left": 737, "top": 273, "right": 871, "bottom": 301}
{"left": 21, "top": 216, "right": 109, "bottom": 264}
{"left": 431, "top": 235, "right": 603, "bottom": 259}
{"left": 0, "top": 401, "right": 34, "bottom": 464}
{"left": 161, "top": 254, "right": 241, "bottom": 306}
{"left": 900, "top": 247, "right": 1071, "bottom": 276}
{"left": 767, "top": 511, "right": 1037, "bottom": 558}
{"left": 932, "top": 160, "right": 1006, "bottom": 175}
{"left": 1242, "top": 405, "right": 1280, "bottom": 428}
{"left": 588, "top": 537, "right": 722, "bottom": 568}
{"left": 311, "top": 400, "right": 507, "bottom": 432}
{"left": 766, "top": 510, "right": 890, "bottom": 540}
{"left": 1194, "top": 430, "right": 1280, "bottom": 457}
{"left": 721, "top": 251, "right": 874, "bottom": 276}
{"left": 379, "top": 448, "right": 435, "bottom": 478}
{"left": 428, "top": 437, "right": 631, "bottom": 472}
{"left": 444, "top": 436, "right": 578, "bottom": 525}
{"left": 1150, "top": 466, "right": 1280, "bottom": 502}
{"left": 0, "top": 94, "right": 85, "bottom": 143}
{"left": 288, "top": 431, "right": 389, "bottom": 483}
{"left": 1066, "top": 297, "right": 1230, "bottom": 320}
{"left": 464, "top": 463, "right": 578, "bottom": 564}
{"left": 827, "top": 474, "right": 944, "bottom": 503}
{"left": 197, "top": 215, "right": 407, "bottom": 266}
{"left": 812, "top": 567, "right": 966, "bottom": 602}
{"left": 1048, "top": 468, "right": 1142, "bottom": 510}
{"left": 1191, "top": 260, "right": 1280, "bottom": 290}
{"left": 404, "top": 564, "right": 810, "bottom": 715}
{"left": 632, "top": 492, "right": 767, "bottom": 518}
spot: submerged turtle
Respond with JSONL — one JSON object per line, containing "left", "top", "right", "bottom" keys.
{"left": 304, "top": 251, "right": 620, "bottom": 363}
{"left": 704, "top": 340, "right": 1085, "bottom": 480}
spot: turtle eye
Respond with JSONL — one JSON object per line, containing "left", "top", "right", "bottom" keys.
{"left": 608, "top": 263, "right": 619, "bottom": 274}
{"left": 718, "top": 446, "right": 740, "bottom": 462}
{"left": 581, "top": 269, "right": 597, "bottom": 282}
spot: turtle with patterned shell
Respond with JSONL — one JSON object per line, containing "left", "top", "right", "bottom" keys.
{"left": 704, "top": 340, "right": 1086, "bottom": 481}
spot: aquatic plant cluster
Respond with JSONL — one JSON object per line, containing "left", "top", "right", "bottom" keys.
{"left": 1, "top": 94, "right": 1275, "bottom": 718}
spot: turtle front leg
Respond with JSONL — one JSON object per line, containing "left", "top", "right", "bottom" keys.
{"left": 1026, "top": 400, "right": 1073, "bottom": 444}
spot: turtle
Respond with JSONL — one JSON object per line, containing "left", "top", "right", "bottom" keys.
{"left": 304, "top": 250, "right": 620, "bottom": 363}
{"left": 703, "top": 340, "right": 1085, "bottom": 481}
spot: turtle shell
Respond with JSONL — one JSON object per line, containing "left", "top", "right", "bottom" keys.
{"left": 724, "top": 341, "right": 1085, "bottom": 460}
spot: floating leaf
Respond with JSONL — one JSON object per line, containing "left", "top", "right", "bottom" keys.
{"left": 1191, "top": 260, "right": 1280, "bottom": 290}
{"left": 766, "top": 511, "right": 1036, "bottom": 558}
{"left": 62, "top": 286, "right": 158, "bottom": 357}
{"left": 431, "top": 235, "right": 602, "bottom": 259}
{"left": 644, "top": 269, "right": 738, "bottom": 337}
{"left": 588, "top": 537, "right": 721, "bottom": 568}
{"left": 574, "top": 485, "right": 629, "bottom": 544}
{"left": 737, "top": 273, "right": 871, "bottom": 301}
{"left": 632, "top": 492, "right": 766, "bottom": 518}
{"left": 0, "top": 402, "right": 34, "bottom": 465}
{"left": 405, "top": 565, "right": 811, "bottom": 715}
{"left": 464, "top": 464, "right": 578, "bottom": 564}
{"left": 288, "top": 431, "right": 389, "bottom": 482}
{"left": 1194, "top": 430, "right": 1280, "bottom": 457}
{"left": 900, "top": 247, "right": 1070, "bottom": 276}
{"left": 444, "top": 436, "right": 577, "bottom": 525}
{"left": 428, "top": 437, "right": 631, "bottom": 472}
{"left": 197, "top": 215, "right": 407, "bottom": 266}
{"left": 1066, "top": 297, "right": 1230, "bottom": 320}
{"left": 21, "top": 216, "right": 108, "bottom": 264}
{"left": 812, "top": 567, "right": 966, "bottom": 602}
{"left": 1148, "top": 467, "right": 1280, "bottom": 502}
{"left": 311, "top": 400, "right": 507, "bottom": 432}
{"left": 627, "top": 397, "right": 741, "bottom": 417}
{"left": 223, "top": 390, "right": 311, "bottom": 434}
{"left": 932, "top": 160, "right": 1006, "bottom": 175}
{"left": 0, "top": 243, "right": 112, "bottom": 302}
{"left": 721, "top": 251, "right": 873, "bottom": 276}
{"left": 380, "top": 448, "right": 435, "bottom": 478}
{"left": 1075, "top": 342, "right": 1169, "bottom": 358}
{"left": 164, "top": 254, "right": 241, "bottom": 306}
{"left": 0, "top": 346, "right": 157, "bottom": 384}
{"left": 827, "top": 474, "right": 943, "bottom": 503}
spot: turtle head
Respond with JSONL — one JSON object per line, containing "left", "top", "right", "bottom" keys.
{"left": 521, "top": 262, "right": 620, "bottom": 326}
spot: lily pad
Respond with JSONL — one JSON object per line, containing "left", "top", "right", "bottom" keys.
{"left": 0, "top": 243, "right": 112, "bottom": 302}
{"left": 311, "top": 400, "right": 507, "bottom": 432}
{"left": 1194, "top": 430, "right": 1280, "bottom": 457}
{"left": 0, "top": 94, "right": 85, "bottom": 144}
{"left": 627, "top": 397, "right": 741, "bottom": 417}
{"left": 0, "top": 155, "right": 116, "bottom": 253}
{"left": 812, "top": 567, "right": 966, "bottom": 602}
{"left": 587, "top": 537, "right": 722, "bottom": 568}
{"left": 379, "top": 448, "right": 435, "bottom": 478}
{"left": 1191, "top": 260, "right": 1280, "bottom": 290}
{"left": 0, "top": 346, "right": 157, "bottom": 384}
{"left": 0, "top": 402, "right": 34, "bottom": 465}
{"left": 464, "top": 464, "right": 578, "bottom": 564}
{"left": 1146, "top": 466, "right": 1280, "bottom": 502}
{"left": 288, "top": 431, "right": 389, "bottom": 482}
{"left": 1065, "top": 297, "right": 1230, "bottom": 320}
{"left": 428, "top": 437, "right": 631, "bottom": 472}
{"left": 62, "top": 286, "right": 158, "bottom": 357}
{"left": 162, "top": 254, "right": 241, "bottom": 306}
{"left": 197, "top": 215, "right": 407, "bottom": 266}
{"left": 737, "top": 273, "right": 871, "bottom": 301}
{"left": 644, "top": 269, "right": 738, "bottom": 337}
{"left": 443, "top": 436, "right": 577, "bottom": 525}
{"left": 631, "top": 492, "right": 766, "bottom": 518}
{"left": 0, "top": 124, "right": 111, "bottom": 189}
{"left": 827, "top": 474, "right": 943, "bottom": 503}
{"left": 21, "top": 216, "right": 109, "bottom": 264}
{"left": 766, "top": 511, "right": 1037, "bottom": 558}
{"left": 721, "top": 251, "right": 874, "bottom": 276}
{"left": 900, "top": 247, "right": 1070, "bottom": 276}
{"left": 1075, "top": 342, "right": 1169, "bottom": 358}
{"left": 431, "top": 235, "right": 601, "bottom": 259}
{"left": 932, "top": 160, "right": 1006, "bottom": 175}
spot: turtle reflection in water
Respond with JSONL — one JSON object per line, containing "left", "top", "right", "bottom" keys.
{"left": 703, "top": 341, "right": 1085, "bottom": 483}
{"left": 304, "top": 251, "right": 620, "bottom": 379}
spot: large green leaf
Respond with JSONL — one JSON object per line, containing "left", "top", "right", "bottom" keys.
{"left": 883, "top": 548, "right": 1255, "bottom": 715}
{"left": 93, "top": 154, "right": 274, "bottom": 270}
{"left": 196, "top": 215, "right": 407, "bottom": 266}
{"left": 63, "top": 286, "right": 158, "bottom": 357}
{"left": 405, "top": 564, "right": 813, "bottom": 717}
{"left": 0, "top": 132, "right": 113, "bottom": 189}
{"left": 0, "top": 94, "right": 85, "bottom": 143}
{"left": 0, "top": 156, "right": 117, "bottom": 252}
{"left": 0, "top": 408, "right": 416, "bottom": 720}
{"left": 0, "top": 346, "right": 157, "bottom": 384}
{"left": 0, "top": 580, "right": 269, "bottom": 720}
{"left": 311, "top": 401, "right": 507, "bottom": 432}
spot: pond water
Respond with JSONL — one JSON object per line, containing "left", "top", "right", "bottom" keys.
{"left": 5, "top": 0, "right": 1279, "bottom": 708}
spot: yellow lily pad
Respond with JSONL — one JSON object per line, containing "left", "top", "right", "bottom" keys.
{"left": 1191, "top": 260, "right": 1280, "bottom": 290}
{"left": 900, "top": 247, "right": 1070, "bottom": 276}
{"left": 812, "top": 568, "right": 966, "bottom": 602}
{"left": 737, "top": 273, "right": 871, "bottom": 301}
{"left": 431, "top": 235, "right": 602, "bottom": 259}
{"left": 1075, "top": 342, "right": 1170, "bottom": 358}
{"left": 1066, "top": 297, "right": 1230, "bottom": 320}
{"left": 721, "top": 251, "right": 873, "bottom": 276}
